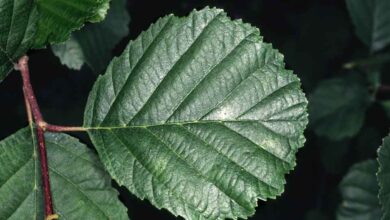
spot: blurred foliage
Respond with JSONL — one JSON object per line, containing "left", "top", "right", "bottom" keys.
{"left": 337, "top": 160, "right": 381, "bottom": 220}
{"left": 0, "top": 0, "right": 390, "bottom": 219}
{"left": 309, "top": 74, "right": 372, "bottom": 140}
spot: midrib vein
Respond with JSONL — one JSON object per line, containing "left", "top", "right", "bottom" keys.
{"left": 84, "top": 119, "right": 286, "bottom": 130}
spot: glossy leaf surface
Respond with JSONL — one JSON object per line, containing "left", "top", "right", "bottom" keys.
{"left": 84, "top": 7, "right": 308, "bottom": 220}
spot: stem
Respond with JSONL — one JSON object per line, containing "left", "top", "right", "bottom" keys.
{"left": 343, "top": 53, "right": 390, "bottom": 69}
{"left": 17, "top": 55, "right": 86, "bottom": 219}
{"left": 18, "top": 56, "right": 44, "bottom": 123}
{"left": 18, "top": 56, "right": 55, "bottom": 218}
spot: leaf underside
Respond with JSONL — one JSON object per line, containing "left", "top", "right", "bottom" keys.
{"left": 378, "top": 135, "right": 390, "bottom": 220}
{"left": 337, "top": 160, "right": 381, "bottom": 220}
{"left": 52, "top": 0, "right": 130, "bottom": 74}
{"left": 84, "top": 7, "right": 308, "bottom": 220}
{"left": 33, "top": 0, "right": 110, "bottom": 48}
{"left": 0, "top": 127, "right": 128, "bottom": 219}
{"left": 346, "top": 0, "right": 390, "bottom": 51}
{"left": 0, "top": 0, "right": 37, "bottom": 82}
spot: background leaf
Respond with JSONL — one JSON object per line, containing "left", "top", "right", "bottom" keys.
{"left": 346, "top": 0, "right": 390, "bottom": 52}
{"left": 309, "top": 74, "right": 371, "bottom": 140}
{"left": 0, "top": 0, "right": 37, "bottom": 83}
{"left": 337, "top": 160, "right": 381, "bottom": 220}
{"left": 0, "top": 127, "right": 128, "bottom": 219}
{"left": 378, "top": 134, "right": 390, "bottom": 220}
{"left": 52, "top": 0, "right": 130, "bottom": 74}
{"left": 84, "top": 7, "right": 308, "bottom": 220}
{"left": 33, "top": 0, "right": 110, "bottom": 48}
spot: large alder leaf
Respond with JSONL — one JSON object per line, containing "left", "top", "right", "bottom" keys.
{"left": 337, "top": 160, "right": 381, "bottom": 220}
{"left": 0, "top": 127, "right": 128, "bottom": 219}
{"left": 346, "top": 0, "right": 390, "bottom": 52}
{"left": 378, "top": 134, "right": 390, "bottom": 220}
{"left": 52, "top": 0, "right": 130, "bottom": 74}
{"left": 33, "top": 0, "right": 110, "bottom": 48}
{"left": 84, "top": 7, "right": 308, "bottom": 220}
{"left": 0, "top": 0, "right": 37, "bottom": 82}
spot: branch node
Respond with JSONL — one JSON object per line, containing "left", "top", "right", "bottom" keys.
{"left": 38, "top": 121, "right": 48, "bottom": 131}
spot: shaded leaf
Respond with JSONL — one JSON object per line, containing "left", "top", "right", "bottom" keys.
{"left": 0, "top": 127, "right": 128, "bottom": 219}
{"left": 33, "top": 0, "right": 110, "bottom": 48}
{"left": 378, "top": 134, "right": 390, "bottom": 220}
{"left": 84, "top": 7, "right": 308, "bottom": 220}
{"left": 346, "top": 0, "right": 390, "bottom": 51}
{"left": 337, "top": 160, "right": 381, "bottom": 220}
{"left": 382, "top": 101, "right": 390, "bottom": 120}
{"left": 309, "top": 74, "right": 371, "bottom": 140}
{"left": 52, "top": 0, "right": 130, "bottom": 74}
{"left": 0, "top": 0, "right": 37, "bottom": 82}
{"left": 51, "top": 35, "right": 85, "bottom": 70}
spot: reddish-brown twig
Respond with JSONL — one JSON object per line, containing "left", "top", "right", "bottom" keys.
{"left": 17, "top": 56, "right": 54, "bottom": 218}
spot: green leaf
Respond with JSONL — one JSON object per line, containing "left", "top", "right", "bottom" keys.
{"left": 84, "top": 7, "right": 308, "bottom": 220}
{"left": 33, "top": 0, "right": 110, "bottom": 48}
{"left": 337, "top": 160, "right": 381, "bottom": 220}
{"left": 381, "top": 101, "right": 390, "bottom": 120}
{"left": 52, "top": 0, "right": 130, "bottom": 74}
{"left": 346, "top": 0, "right": 390, "bottom": 51}
{"left": 378, "top": 134, "right": 390, "bottom": 220}
{"left": 309, "top": 74, "right": 371, "bottom": 140}
{"left": 51, "top": 35, "right": 85, "bottom": 70}
{"left": 0, "top": 0, "right": 37, "bottom": 82}
{"left": 0, "top": 127, "right": 128, "bottom": 219}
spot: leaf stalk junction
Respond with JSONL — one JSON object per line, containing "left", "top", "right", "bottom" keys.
{"left": 16, "top": 56, "right": 86, "bottom": 220}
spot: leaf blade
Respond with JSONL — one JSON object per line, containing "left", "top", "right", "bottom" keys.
{"left": 337, "top": 160, "right": 382, "bottom": 220}
{"left": 33, "top": 0, "right": 110, "bottom": 48}
{"left": 52, "top": 0, "right": 130, "bottom": 74}
{"left": 309, "top": 74, "right": 371, "bottom": 140}
{"left": 84, "top": 7, "right": 308, "bottom": 220}
{"left": 0, "top": 127, "right": 128, "bottom": 219}
{"left": 0, "top": 0, "right": 37, "bottom": 82}
{"left": 378, "top": 134, "right": 390, "bottom": 220}
{"left": 346, "top": 0, "right": 390, "bottom": 51}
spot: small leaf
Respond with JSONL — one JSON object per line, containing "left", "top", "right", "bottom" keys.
{"left": 84, "top": 7, "right": 308, "bottom": 220}
{"left": 0, "top": 127, "right": 128, "bottom": 219}
{"left": 346, "top": 0, "right": 390, "bottom": 51}
{"left": 337, "top": 160, "right": 381, "bottom": 220}
{"left": 0, "top": 0, "right": 37, "bottom": 82}
{"left": 378, "top": 134, "right": 390, "bottom": 220}
{"left": 33, "top": 0, "right": 110, "bottom": 48}
{"left": 381, "top": 101, "right": 390, "bottom": 120}
{"left": 309, "top": 74, "right": 371, "bottom": 140}
{"left": 51, "top": 35, "right": 85, "bottom": 70}
{"left": 52, "top": 0, "right": 130, "bottom": 74}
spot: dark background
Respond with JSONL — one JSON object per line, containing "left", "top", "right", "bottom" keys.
{"left": 1, "top": 0, "right": 389, "bottom": 219}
